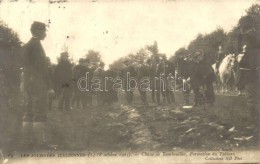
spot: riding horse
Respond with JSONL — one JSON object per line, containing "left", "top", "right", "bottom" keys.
{"left": 217, "top": 54, "right": 239, "bottom": 94}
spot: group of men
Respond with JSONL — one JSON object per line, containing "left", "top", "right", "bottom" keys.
{"left": 19, "top": 15, "right": 259, "bottom": 149}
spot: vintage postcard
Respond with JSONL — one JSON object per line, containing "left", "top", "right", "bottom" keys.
{"left": 0, "top": 0, "right": 259, "bottom": 163}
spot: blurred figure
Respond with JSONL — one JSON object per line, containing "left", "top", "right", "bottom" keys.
{"left": 149, "top": 56, "right": 160, "bottom": 104}
{"left": 238, "top": 15, "right": 260, "bottom": 129}
{"left": 191, "top": 50, "right": 215, "bottom": 107}
{"left": 215, "top": 46, "right": 225, "bottom": 74}
{"left": 22, "top": 21, "right": 53, "bottom": 149}
{"left": 121, "top": 58, "right": 136, "bottom": 105}
{"left": 54, "top": 52, "right": 73, "bottom": 111}
{"left": 156, "top": 55, "right": 175, "bottom": 104}
{"left": 93, "top": 62, "right": 105, "bottom": 106}
{"left": 104, "top": 65, "right": 119, "bottom": 104}
{"left": 72, "top": 58, "right": 92, "bottom": 109}
{"left": 136, "top": 58, "right": 150, "bottom": 105}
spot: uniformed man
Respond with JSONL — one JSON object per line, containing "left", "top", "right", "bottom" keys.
{"left": 191, "top": 50, "right": 215, "bottom": 107}
{"left": 156, "top": 55, "right": 175, "bottom": 104}
{"left": 72, "top": 58, "right": 92, "bottom": 109}
{"left": 176, "top": 55, "right": 192, "bottom": 105}
{"left": 215, "top": 46, "right": 225, "bottom": 74}
{"left": 93, "top": 62, "right": 105, "bottom": 105}
{"left": 238, "top": 15, "right": 260, "bottom": 129}
{"left": 22, "top": 21, "right": 52, "bottom": 149}
{"left": 54, "top": 52, "right": 73, "bottom": 111}
{"left": 121, "top": 58, "right": 136, "bottom": 105}
{"left": 147, "top": 56, "right": 158, "bottom": 103}
{"left": 104, "top": 65, "right": 118, "bottom": 104}
{"left": 136, "top": 58, "right": 150, "bottom": 105}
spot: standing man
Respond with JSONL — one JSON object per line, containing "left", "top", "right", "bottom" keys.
{"left": 147, "top": 57, "right": 156, "bottom": 103}
{"left": 149, "top": 56, "right": 160, "bottom": 104}
{"left": 93, "top": 62, "right": 105, "bottom": 106}
{"left": 189, "top": 50, "right": 215, "bottom": 107}
{"left": 157, "top": 55, "right": 175, "bottom": 104}
{"left": 238, "top": 16, "right": 260, "bottom": 130}
{"left": 121, "top": 58, "right": 136, "bottom": 105}
{"left": 72, "top": 58, "right": 92, "bottom": 109}
{"left": 54, "top": 52, "right": 73, "bottom": 111}
{"left": 22, "top": 21, "right": 53, "bottom": 149}
{"left": 136, "top": 58, "right": 150, "bottom": 105}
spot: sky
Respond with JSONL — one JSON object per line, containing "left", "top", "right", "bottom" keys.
{"left": 0, "top": 0, "right": 257, "bottom": 67}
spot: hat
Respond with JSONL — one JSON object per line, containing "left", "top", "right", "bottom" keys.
{"left": 31, "top": 21, "right": 46, "bottom": 31}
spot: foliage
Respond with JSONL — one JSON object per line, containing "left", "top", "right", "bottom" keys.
{"left": 85, "top": 50, "right": 102, "bottom": 63}
{"left": 0, "top": 21, "right": 22, "bottom": 87}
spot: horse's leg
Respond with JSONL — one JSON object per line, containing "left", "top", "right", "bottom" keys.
{"left": 221, "top": 83, "right": 224, "bottom": 94}
{"left": 223, "top": 81, "right": 227, "bottom": 94}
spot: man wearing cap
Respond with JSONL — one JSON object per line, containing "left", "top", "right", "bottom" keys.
{"left": 72, "top": 58, "right": 91, "bottom": 109}
{"left": 121, "top": 58, "right": 136, "bottom": 105}
{"left": 190, "top": 50, "right": 215, "bottom": 107}
{"left": 22, "top": 21, "right": 52, "bottom": 149}
{"left": 54, "top": 52, "right": 73, "bottom": 111}
{"left": 215, "top": 46, "right": 225, "bottom": 74}
{"left": 148, "top": 56, "right": 160, "bottom": 104}
{"left": 238, "top": 15, "right": 260, "bottom": 130}
{"left": 93, "top": 62, "right": 105, "bottom": 105}
{"left": 136, "top": 58, "right": 150, "bottom": 105}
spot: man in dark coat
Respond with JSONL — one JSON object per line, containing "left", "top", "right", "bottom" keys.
{"left": 215, "top": 46, "right": 225, "bottom": 74}
{"left": 103, "top": 65, "right": 118, "bottom": 104}
{"left": 93, "top": 62, "right": 106, "bottom": 105}
{"left": 120, "top": 58, "right": 136, "bottom": 105}
{"left": 136, "top": 59, "right": 150, "bottom": 105}
{"left": 72, "top": 59, "right": 92, "bottom": 109}
{"left": 22, "top": 21, "right": 52, "bottom": 148}
{"left": 147, "top": 56, "right": 160, "bottom": 103}
{"left": 54, "top": 52, "right": 73, "bottom": 111}
{"left": 190, "top": 50, "right": 215, "bottom": 106}
{"left": 238, "top": 15, "right": 260, "bottom": 128}
{"left": 156, "top": 56, "right": 175, "bottom": 104}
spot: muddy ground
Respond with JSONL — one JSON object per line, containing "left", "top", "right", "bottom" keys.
{"left": 44, "top": 91, "right": 259, "bottom": 152}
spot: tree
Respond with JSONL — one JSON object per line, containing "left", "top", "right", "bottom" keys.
{"left": 246, "top": 4, "right": 260, "bottom": 30}
{"left": 146, "top": 41, "right": 159, "bottom": 57}
{"left": 0, "top": 21, "right": 22, "bottom": 87}
{"left": 246, "top": 4, "right": 260, "bottom": 17}
{"left": 85, "top": 50, "right": 102, "bottom": 63}
{"left": 186, "top": 28, "right": 227, "bottom": 63}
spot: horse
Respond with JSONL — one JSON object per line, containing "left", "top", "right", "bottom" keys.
{"left": 217, "top": 54, "right": 239, "bottom": 94}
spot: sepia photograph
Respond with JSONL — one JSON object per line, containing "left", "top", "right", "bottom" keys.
{"left": 0, "top": 0, "right": 259, "bottom": 163}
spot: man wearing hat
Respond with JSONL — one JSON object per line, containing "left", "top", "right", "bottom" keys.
{"left": 156, "top": 55, "right": 175, "bottom": 104}
{"left": 54, "top": 52, "right": 73, "bottom": 111}
{"left": 120, "top": 58, "right": 136, "bottom": 104}
{"left": 190, "top": 50, "right": 215, "bottom": 107}
{"left": 72, "top": 58, "right": 92, "bottom": 109}
{"left": 136, "top": 57, "right": 150, "bottom": 105}
{"left": 22, "top": 21, "right": 52, "bottom": 149}
{"left": 238, "top": 15, "right": 260, "bottom": 130}
{"left": 148, "top": 56, "right": 160, "bottom": 104}
{"left": 93, "top": 61, "right": 105, "bottom": 105}
{"left": 215, "top": 46, "right": 225, "bottom": 74}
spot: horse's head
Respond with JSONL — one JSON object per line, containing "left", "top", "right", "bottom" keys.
{"left": 223, "top": 54, "right": 236, "bottom": 69}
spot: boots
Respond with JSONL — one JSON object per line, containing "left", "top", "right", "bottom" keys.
{"left": 21, "top": 121, "right": 33, "bottom": 150}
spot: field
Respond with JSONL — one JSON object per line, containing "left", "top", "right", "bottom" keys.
{"left": 0, "top": 90, "right": 259, "bottom": 160}
{"left": 43, "top": 91, "right": 259, "bottom": 151}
